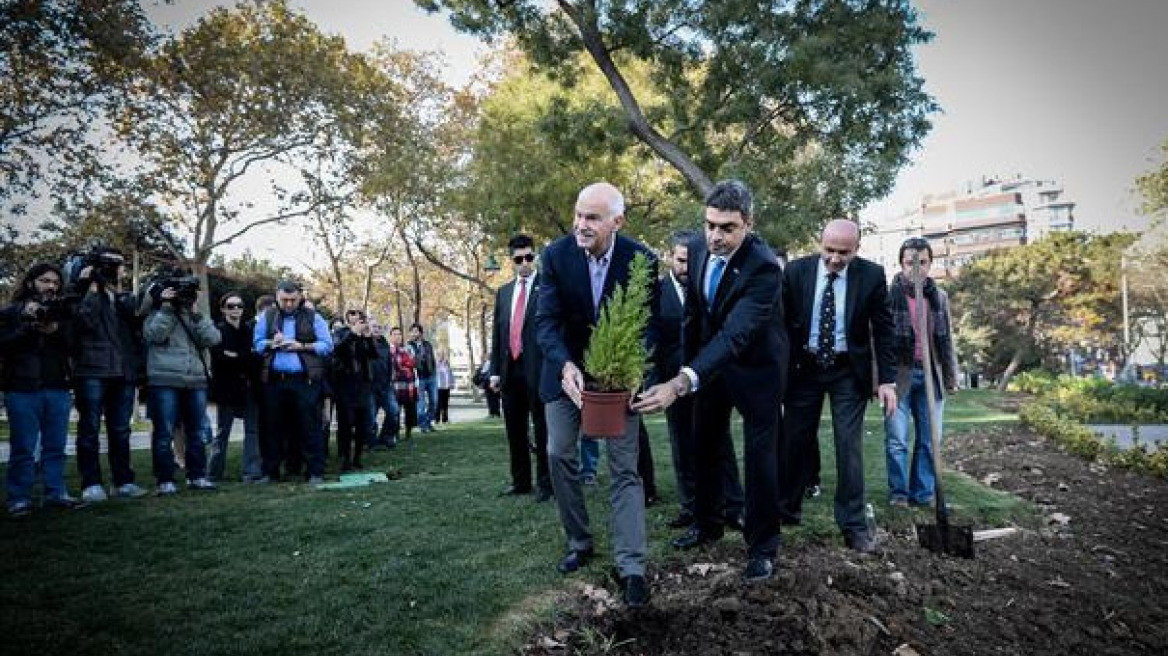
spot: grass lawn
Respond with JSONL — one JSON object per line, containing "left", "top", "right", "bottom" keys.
{"left": 0, "top": 389, "right": 1029, "bottom": 655}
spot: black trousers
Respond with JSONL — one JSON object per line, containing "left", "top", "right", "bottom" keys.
{"left": 261, "top": 375, "right": 324, "bottom": 479}
{"left": 666, "top": 395, "right": 744, "bottom": 518}
{"left": 636, "top": 419, "right": 657, "bottom": 499}
{"left": 335, "top": 393, "right": 370, "bottom": 468}
{"left": 436, "top": 388, "right": 451, "bottom": 422}
{"left": 778, "top": 359, "right": 869, "bottom": 535}
{"left": 501, "top": 366, "right": 549, "bottom": 493}
{"left": 693, "top": 380, "right": 782, "bottom": 559}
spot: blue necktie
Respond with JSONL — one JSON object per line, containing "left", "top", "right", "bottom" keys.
{"left": 706, "top": 257, "right": 726, "bottom": 304}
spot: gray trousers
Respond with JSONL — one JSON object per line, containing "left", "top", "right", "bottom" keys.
{"left": 546, "top": 396, "right": 646, "bottom": 577}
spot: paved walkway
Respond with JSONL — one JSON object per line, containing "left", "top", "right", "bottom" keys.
{"left": 0, "top": 392, "right": 497, "bottom": 460}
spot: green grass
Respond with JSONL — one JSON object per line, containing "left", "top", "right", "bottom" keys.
{"left": 0, "top": 390, "right": 1030, "bottom": 655}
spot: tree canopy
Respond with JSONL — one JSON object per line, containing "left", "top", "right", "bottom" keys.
{"left": 417, "top": 0, "right": 936, "bottom": 246}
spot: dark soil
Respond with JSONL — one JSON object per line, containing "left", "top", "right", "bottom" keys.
{"left": 522, "top": 423, "right": 1168, "bottom": 655}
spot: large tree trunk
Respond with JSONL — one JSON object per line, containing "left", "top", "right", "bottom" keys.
{"left": 557, "top": 0, "right": 714, "bottom": 197}
{"left": 998, "top": 348, "right": 1027, "bottom": 391}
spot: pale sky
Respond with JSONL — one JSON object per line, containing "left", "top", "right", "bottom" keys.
{"left": 14, "top": 1, "right": 1166, "bottom": 264}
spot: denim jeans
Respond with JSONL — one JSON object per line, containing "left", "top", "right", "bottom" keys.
{"left": 884, "top": 367, "right": 945, "bottom": 504}
{"left": 368, "top": 387, "right": 399, "bottom": 445}
{"left": 5, "top": 389, "right": 72, "bottom": 504}
{"left": 147, "top": 386, "right": 209, "bottom": 484}
{"left": 209, "top": 401, "right": 260, "bottom": 481}
{"left": 416, "top": 376, "right": 438, "bottom": 429}
{"left": 75, "top": 377, "right": 136, "bottom": 488}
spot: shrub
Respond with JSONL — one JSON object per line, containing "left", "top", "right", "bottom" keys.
{"left": 1020, "top": 399, "right": 1167, "bottom": 479}
{"left": 583, "top": 251, "right": 652, "bottom": 392}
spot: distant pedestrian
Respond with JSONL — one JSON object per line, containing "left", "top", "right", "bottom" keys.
{"left": 435, "top": 350, "right": 453, "bottom": 424}
{"left": 389, "top": 326, "right": 418, "bottom": 442}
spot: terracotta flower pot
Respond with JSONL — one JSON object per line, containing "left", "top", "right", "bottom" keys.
{"left": 581, "top": 389, "right": 631, "bottom": 438}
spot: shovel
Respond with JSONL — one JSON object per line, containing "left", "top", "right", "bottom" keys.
{"left": 905, "top": 249, "right": 974, "bottom": 558}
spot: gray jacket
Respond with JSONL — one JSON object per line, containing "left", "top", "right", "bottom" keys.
{"left": 143, "top": 305, "right": 221, "bottom": 389}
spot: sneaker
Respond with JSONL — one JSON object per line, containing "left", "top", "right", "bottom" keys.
{"left": 157, "top": 482, "right": 178, "bottom": 496}
{"left": 308, "top": 476, "right": 324, "bottom": 485}
{"left": 188, "top": 478, "right": 217, "bottom": 491}
{"left": 81, "top": 484, "right": 109, "bottom": 503}
{"left": 44, "top": 495, "right": 83, "bottom": 510}
{"left": 113, "top": 483, "right": 148, "bottom": 499}
{"left": 889, "top": 496, "right": 909, "bottom": 508}
{"left": 7, "top": 500, "right": 32, "bottom": 517}
{"left": 254, "top": 475, "right": 273, "bottom": 484}
{"left": 582, "top": 474, "right": 598, "bottom": 487}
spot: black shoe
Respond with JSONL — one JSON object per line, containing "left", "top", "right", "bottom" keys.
{"left": 742, "top": 557, "right": 774, "bottom": 583}
{"left": 667, "top": 512, "right": 695, "bottom": 529}
{"left": 621, "top": 574, "right": 651, "bottom": 608}
{"left": 534, "top": 488, "right": 554, "bottom": 503}
{"left": 804, "top": 484, "right": 821, "bottom": 499}
{"left": 724, "top": 513, "right": 745, "bottom": 532}
{"left": 556, "top": 548, "right": 594, "bottom": 574}
{"left": 500, "top": 485, "right": 532, "bottom": 497}
{"left": 671, "top": 526, "right": 722, "bottom": 550}
{"left": 845, "top": 530, "right": 877, "bottom": 554}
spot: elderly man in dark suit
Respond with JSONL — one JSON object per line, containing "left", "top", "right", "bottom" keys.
{"left": 656, "top": 229, "right": 745, "bottom": 532}
{"left": 635, "top": 180, "right": 788, "bottom": 583}
{"left": 778, "top": 219, "right": 897, "bottom": 553}
{"left": 536, "top": 181, "right": 658, "bottom": 608}
{"left": 490, "top": 233, "right": 551, "bottom": 502}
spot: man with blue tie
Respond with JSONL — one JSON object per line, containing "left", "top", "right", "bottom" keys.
{"left": 634, "top": 180, "right": 788, "bottom": 583}
{"left": 536, "top": 181, "right": 658, "bottom": 608}
{"left": 778, "top": 219, "right": 897, "bottom": 553}
{"left": 253, "top": 280, "right": 334, "bottom": 483}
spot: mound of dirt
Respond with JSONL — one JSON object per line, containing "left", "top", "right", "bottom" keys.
{"left": 523, "top": 424, "right": 1168, "bottom": 655}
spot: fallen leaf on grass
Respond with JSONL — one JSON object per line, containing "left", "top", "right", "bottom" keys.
{"left": 1046, "top": 577, "right": 1071, "bottom": 589}
{"left": 1047, "top": 512, "right": 1071, "bottom": 526}
{"left": 924, "top": 607, "right": 950, "bottom": 626}
{"left": 893, "top": 645, "right": 921, "bottom": 656}
{"left": 537, "top": 636, "right": 566, "bottom": 650}
{"left": 981, "top": 472, "right": 1002, "bottom": 486}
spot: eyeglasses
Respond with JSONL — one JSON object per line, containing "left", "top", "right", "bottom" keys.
{"left": 512, "top": 253, "right": 535, "bottom": 264}
{"left": 224, "top": 303, "right": 244, "bottom": 310}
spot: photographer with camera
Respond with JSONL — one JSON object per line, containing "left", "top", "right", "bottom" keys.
{"left": 68, "top": 247, "right": 149, "bottom": 503}
{"left": 142, "top": 271, "right": 221, "bottom": 494}
{"left": 332, "top": 309, "right": 377, "bottom": 471}
{"left": 1, "top": 263, "right": 79, "bottom": 516}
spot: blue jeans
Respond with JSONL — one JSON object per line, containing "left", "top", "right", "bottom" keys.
{"left": 580, "top": 438, "right": 600, "bottom": 479}
{"left": 75, "top": 377, "right": 136, "bottom": 488}
{"left": 369, "top": 388, "right": 399, "bottom": 445}
{"left": 416, "top": 376, "right": 439, "bottom": 429}
{"left": 148, "top": 386, "right": 209, "bottom": 484}
{"left": 884, "top": 367, "right": 945, "bottom": 504}
{"left": 5, "top": 389, "right": 72, "bottom": 504}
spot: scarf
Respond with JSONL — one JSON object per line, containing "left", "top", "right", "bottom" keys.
{"left": 889, "top": 272, "right": 949, "bottom": 360}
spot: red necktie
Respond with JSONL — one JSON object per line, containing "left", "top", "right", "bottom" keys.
{"left": 509, "top": 277, "right": 527, "bottom": 360}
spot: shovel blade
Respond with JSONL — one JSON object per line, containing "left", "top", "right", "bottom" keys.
{"left": 916, "top": 522, "right": 975, "bottom": 558}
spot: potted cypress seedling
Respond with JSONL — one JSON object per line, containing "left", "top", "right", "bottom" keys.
{"left": 581, "top": 251, "right": 653, "bottom": 436}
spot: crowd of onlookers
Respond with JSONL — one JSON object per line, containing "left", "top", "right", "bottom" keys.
{"left": 1, "top": 251, "right": 454, "bottom": 517}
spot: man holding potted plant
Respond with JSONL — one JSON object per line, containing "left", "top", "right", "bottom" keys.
{"left": 536, "top": 181, "right": 658, "bottom": 609}
{"left": 633, "top": 180, "right": 789, "bottom": 583}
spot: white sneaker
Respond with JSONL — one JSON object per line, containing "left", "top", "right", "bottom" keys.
{"left": 113, "top": 483, "right": 148, "bottom": 498}
{"left": 81, "top": 484, "right": 109, "bottom": 503}
{"left": 187, "top": 478, "right": 217, "bottom": 490}
{"left": 157, "top": 482, "right": 178, "bottom": 496}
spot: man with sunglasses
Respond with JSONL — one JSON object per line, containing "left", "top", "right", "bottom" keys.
{"left": 209, "top": 292, "right": 262, "bottom": 482}
{"left": 777, "top": 219, "right": 897, "bottom": 554}
{"left": 490, "top": 234, "right": 551, "bottom": 502}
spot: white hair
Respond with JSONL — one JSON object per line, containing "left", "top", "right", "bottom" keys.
{"left": 579, "top": 182, "right": 625, "bottom": 219}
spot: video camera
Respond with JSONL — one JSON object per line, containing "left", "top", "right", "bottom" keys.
{"left": 146, "top": 271, "right": 201, "bottom": 308}
{"left": 63, "top": 248, "right": 125, "bottom": 293}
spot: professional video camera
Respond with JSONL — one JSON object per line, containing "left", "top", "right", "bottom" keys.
{"left": 63, "top": 247, "right": 125, "bottom": 293}
{"left": 146, "top": 270, "right": 201, "bottom": 308}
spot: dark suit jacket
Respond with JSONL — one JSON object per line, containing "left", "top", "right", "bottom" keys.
{"left": 535, "top": 233, "right": 659, "bottom": 403}
{"left": 489, "top": 273, "right": 542, "bottom": 388}
{"left": 654, "top": 275, "right": 685, "bottom": 380}
{"left": 782, "top": 254, "right": 895, "bottom": 395}
{"left": 681, "top": 232, "right": 788, "bottom": 402}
